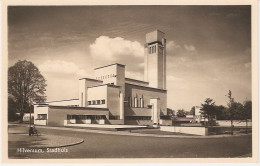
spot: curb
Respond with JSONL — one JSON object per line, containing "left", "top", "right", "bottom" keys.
{"left": 33, "top": 139, "right": 85, "bottom": 149}
{"left": 35, "top": 125, "right": 252, "bottom": 139}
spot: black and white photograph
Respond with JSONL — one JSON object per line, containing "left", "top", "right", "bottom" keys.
{"left": 1, "top": 0, "right": 258, "bottom": 163}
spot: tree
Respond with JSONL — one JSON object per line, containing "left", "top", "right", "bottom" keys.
{"left": 243, "top": 100, "right": 252, "bottom": 120}
{"left": 167, "top": 108, "right": 175, "bottom": 118}
{"left": 8, "top": 60, "right": 47, "bottom": 123}
{"left": 226, "top": 90, "right": 238, "bottom": 135}
{"left": 242, "top": 100, "right": 252, "bottom": 134}
{"left": 8, "top": 95, "right": 19, "bottom": 121}
{"left": 214, "top": 105, "right": 227, "bottom": 120}
{"left": 201, "top": 98, "right": 216, "bottom": 127}
{"left": 177, "top": 109, "right": 186, "bottom": 117}
{"left": 190, "top": 106, "right": 195, "bottom": 115}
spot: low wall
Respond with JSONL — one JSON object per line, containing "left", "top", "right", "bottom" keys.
{"left": 216, "top": 120, "right": 252, "bottom": 127}
{"left": 160, "top": 126, "right": 208, "bottom": 136}
{"left": 125, "top": 120, "right": 153, "bottom": 126}
{"left": 159, "top": 119, "right": 172, "bottom": 126}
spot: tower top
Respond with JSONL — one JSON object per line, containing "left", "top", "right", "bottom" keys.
{"left": 146, "top": 30, "right": 165, "bottom": 44}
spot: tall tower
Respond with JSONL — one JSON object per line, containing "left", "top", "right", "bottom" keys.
{"left": 144, "top": 30, "right": 166, "bottom": 89}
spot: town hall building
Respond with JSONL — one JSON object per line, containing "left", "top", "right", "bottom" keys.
{"left": 34, "top": 30, "right": 168, "bottom": 127}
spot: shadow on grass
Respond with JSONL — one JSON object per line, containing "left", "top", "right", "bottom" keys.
{"left": 8, "top": 134, "right": 48, "bottom": 159}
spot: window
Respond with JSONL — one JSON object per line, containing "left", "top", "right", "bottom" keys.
{"left": 134, "top": 97, "right": 138, "bottom": 107}
{"left": 37, "top": 114, "right": 47, "bottom": 120}
{"left": 97, "top": 100, "right": 101, "bottom": 104}
{"left": 109, "top": 116, "right": 120, "bottom": 120}
{"left": 129, "top": 97, "right": 132, "bottom": 107}
{"left": 81, "top": 93, "right": 83, "bottom": 106}
{"left": 92, "top": 100, "right": 96, "bottom": 105}
{"left": 140, "top": 98, "right": 144, "bottom": 108}
{"left": 88, "top": 101, "right": 91, "bottom": 105}
{"left": 125, "top": 116, "right": 151, "bottom": 120}
{"left": 101, "top": 99, "right": 105, "bottom": 104}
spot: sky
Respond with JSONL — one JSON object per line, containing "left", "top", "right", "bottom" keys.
{"left": 8, "top": 6, "right": 251, "bottom": 111}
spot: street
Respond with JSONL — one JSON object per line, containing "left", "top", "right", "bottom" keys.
{"left": 8, "top": 126, "right": 252, "bottom": 158}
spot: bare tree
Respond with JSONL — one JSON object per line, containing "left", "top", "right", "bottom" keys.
{"left": 8, "top": 60, "right": 47, "bottom": 122}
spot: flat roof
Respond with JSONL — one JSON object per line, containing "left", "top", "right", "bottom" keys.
{"left": 79, "top": 77, "right": 103, "bottom": 82}
{"left": 125, "top": 77, "right": 149, "bottom": 84}
{"left": 87, "top": 83, "right": 120, "bottom": 89}
{"left": 147, "top": 29, "right": 165, "bottom": 34}
{"left": 49, "top": 105, "right": 109, "bottom": 111}
{"left": 125, "top": 83, "right": 167, "bottom": 92}
{"left": 94, "top": 63, "right": 125, "bottom": 70}
{"left": 35, "top": 98, "right": 79, "bottom": 105}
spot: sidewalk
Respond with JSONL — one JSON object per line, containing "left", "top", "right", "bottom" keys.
{"left": 35, "top": 125, "right": 251, "bottom": 139}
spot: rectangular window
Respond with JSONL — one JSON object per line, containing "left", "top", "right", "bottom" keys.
{"left": 140, "top": 98, "right": 144, "bottom": 108}
{"left": 109, "top": 116, "right": 120, "bottom": 120}
{"left": 37, "top": 114, "right": 47, "bottom": 120}
{"left": 88, "top": 101, "right": 91, "bottom": 105}
{"left": 81, "top": 93, "right": 83, "bottom": 106}
{"left": 97, "top": 100, "right": 101, "bottom": 104}
{"left": 125, "top": 116, "right": 151, "bottom": 120}
{"left": 92, "top": 100, "right": 96, "bottom": 105}
{"left": 134, "top": 97, "right": 138, "bottom": 107}
{"left": 101, "top": 99, "right": 105, "bottom": 104}
{"left": 129, "top": 97, "right": 132, "bottom": 107}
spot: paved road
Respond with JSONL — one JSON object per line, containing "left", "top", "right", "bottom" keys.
{"left": 9, "top": 126, "right": 252, "bottom": 158}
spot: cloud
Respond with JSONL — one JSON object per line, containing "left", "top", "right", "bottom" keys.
{"left": 39, "top": 60, "right": 87, "bottom": 77}
{"left": 184, "top": 44, "right": 196, "bottom": 51}
{"left": 167, "top": 40, "right": 181, "bottom": 50}
{"left": 89, "top": 36, "right": 144, "bottom": 61}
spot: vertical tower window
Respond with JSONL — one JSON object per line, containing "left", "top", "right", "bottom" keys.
{"left": 140, "top": 98, "right": 144, "bottom": 108}
{"left": 129, "top": 97, "right": 132, "bottom": 107}
{"left": 134, "top": 97, "right": 138, "bottom": 108}
{"left": 81, "top": 93, "right": 83, "bottom": 106}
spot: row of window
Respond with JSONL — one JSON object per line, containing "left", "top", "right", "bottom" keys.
{"left": 96, "top": 74, "right": 117, "bottom": 80}
{"left": 125, "top": 116, "right": 152, "bottom": 120}
{"left": 128, "top": 97, "right": 144, "bottom": 108}
{"left": 37, "top": 114, "right": 47, "bottom": 120}
{"left": 149, "top": 45, "right": 157, "bottom": 54}
{"left": 109, "top": 116, "right": 120, "bottom": 120}
{"left": 67, "top": 115, "right": 106, "bottom": 120}
{"left": 88, "top": 99, "right": 105, "bottom": 105}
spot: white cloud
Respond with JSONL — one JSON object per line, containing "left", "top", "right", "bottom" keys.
{"left": 184, "top": 44, "right": 196, "bottom": 51}
{"left": 39, "top": 60, "right": 87, "bottom": 77}
{"left": 89, "top": 36, "right": 144, "bottom": 61}
{"left": 167, "top": 40, "right": 181, "bottom": 51}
